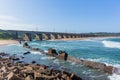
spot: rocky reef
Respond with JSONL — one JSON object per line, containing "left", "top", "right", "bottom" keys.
{"left": 0, "top": 52, "right": 82, "bottom": 80}
{"left": 23, "top": 42, "right": 115, "bottom": 74}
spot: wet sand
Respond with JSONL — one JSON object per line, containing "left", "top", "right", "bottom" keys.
{"left": 0, "top": 40, "right": 19, "bottom": 46}
{"left": 53, "top": 36, "right": 120, "bottom": 41}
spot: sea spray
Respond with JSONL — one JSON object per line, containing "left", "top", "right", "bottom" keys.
{"left": 102, "top": 40, "right": 120, "bottom": 49}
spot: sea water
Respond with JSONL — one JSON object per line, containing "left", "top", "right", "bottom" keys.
{"left": 0, "top": 37, "right": 120, "bottom": 80}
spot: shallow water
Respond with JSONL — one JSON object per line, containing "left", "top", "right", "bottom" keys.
{"left": 0, "top": 37, "right": 120, "bottom": 80}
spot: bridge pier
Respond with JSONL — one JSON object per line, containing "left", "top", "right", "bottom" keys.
{"left": 35, "top": 34, "right": 42, "bottom": 41}
{"left": 51, "top": 33, "right": 58, "bottom": 40}
{"left": 44, "top": 33, "right": 51, "bottom": 40}
{"left": 24, "top": 33, "right": 32, "bottom": 41}
{"left": 57, "top": 34, "right": 63, "bottom": 39}
{"left": 68, "top": 34, "right": 72, "bottom": 38}
{"left": 72, "top": 35, "right": 75, "bottom": 38}
{"left": 63, "top": 34, "right": 68, "bottom": 39}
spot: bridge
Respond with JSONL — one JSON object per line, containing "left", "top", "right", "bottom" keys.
{"left": 1, "top": 30, "right": 120, "bottom": 41}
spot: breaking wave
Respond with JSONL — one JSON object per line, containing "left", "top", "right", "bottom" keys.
{"left": 102, "top": 40, "right": 120, "bottom": 49}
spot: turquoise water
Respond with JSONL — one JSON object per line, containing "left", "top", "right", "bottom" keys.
{"left": 0, "top": 37, "right": 120, "bottom": 80}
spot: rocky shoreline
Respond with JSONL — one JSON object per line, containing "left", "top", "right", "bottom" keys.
{"left": 0, "top": 52, "right": 81, "bottom": 80}
{"left": 0, "top": 42, "right": 117, "bottom": 80}
{"left": 23, "top": 42, "right": 116, "bottom": 74}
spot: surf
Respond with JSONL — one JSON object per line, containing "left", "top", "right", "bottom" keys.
{"left": 102, "top": 40, "right": 120, "bottom": 49}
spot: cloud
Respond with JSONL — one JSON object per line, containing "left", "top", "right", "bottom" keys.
{"left": 0, "top": 15, "right": 44, "bottom": 31}
{"left": 0, "top": 15, "right": 20, "bottom": 21}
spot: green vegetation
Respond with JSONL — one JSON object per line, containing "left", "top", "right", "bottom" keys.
{"left": 0, "top": 32, "right": 13, "bottom": 40}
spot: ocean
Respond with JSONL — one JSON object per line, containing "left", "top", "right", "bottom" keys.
{"left": 0, "top": 37, "right": 120, "bottom": 80}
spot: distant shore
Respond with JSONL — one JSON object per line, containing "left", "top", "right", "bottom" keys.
{"left": 0, "top": 36, "right": 120, "bottom": 46}
{"left": 0, "top": 40, "right": 19, "bottom": 46}
{"left": 55, "top": 36, "right": 120, "bottom": 41}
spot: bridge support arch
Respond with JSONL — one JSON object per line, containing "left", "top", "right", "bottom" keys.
{"left": 24, "top": 33, "right": 32, "bottom": 41}
{"left": 35, "top": 34, "right": 42, "bottom": 41}
{"left": 44, "top": 33, "right": 51, "bottom": 40}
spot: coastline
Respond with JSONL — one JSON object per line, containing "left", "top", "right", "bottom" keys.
{"left": 0, "top": 37, "right": 120, "bottom": 79}
{"left": 52, "top": 36, "right": 120, "bottom": 41}
{"left": 0, "top": 36, "right": 120, "bottom": 46}
{"left": 0, "top": 40, "right": 19, "bottom": 46}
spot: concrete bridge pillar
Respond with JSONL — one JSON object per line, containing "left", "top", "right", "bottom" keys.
{"left": 51, "top": 33, "right": 58, "bottom": 40}
{"left": 74, "top": 35, "right": 77, "bottom": 38}
{"left": 76, "top": 35, "right": 79, "bottom": 38}
{"left": 63, "top": 34, "right": 68, "bottom": 39}
{"left": 57, "top": 34, "right": 63, "bottom": 39}
{"left": 68, "top": 34, "right": 72, "bottom": 38}
{"left": 44, "top": 33, "right": 51, "bottom": 40}
{"left": 24, "top": 33, "right": 32, "bottom": 41}
{"left": 35, "top": 34, "right": 42, "bottom": 41}
{"left": 72, "top": 35, "right": 75, "bottom": 38}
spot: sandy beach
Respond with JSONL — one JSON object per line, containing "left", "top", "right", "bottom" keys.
{"left": 0, "top": 40, "right": 19, "bottom": 46}
{"left": 56, "top": 36, "right": 120, "bottom": 41}
{"left": 0, "top": 36, "right": 120, "bottom": 46}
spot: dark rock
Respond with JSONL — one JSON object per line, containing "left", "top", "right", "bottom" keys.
{"left": 0, "top": 52, "right": 8, "bottom": 56}
{"left": 23, "top": 42, "right": 29, "bottom": 47}
{"left": 23, "top": 51, "right": 31, "bottom": 55}
{"left": 82, "top": 60, "right": 106, "bottom": 70}
{"left": 21, "top": 56, "right": 25, "bottom": 59}
{"left": 58, "top": 51, "right": 68, "bottom": 61}
{"left": 12, "top": 57, "right": 20, "bottom": 61}
{"left": 31, "top": 48, "right": 40, "bottom": 51}
{"left": 104, "top": 66, "right": 113, "bottom": 74}
{"left": 31, "top": 61, "right": 36, "bottom": 64}
{"left": 25, "top": 71, "right": 34, "bottom": 79}
{"left": 48, "top": 48, "right": 58, "bottom": 56}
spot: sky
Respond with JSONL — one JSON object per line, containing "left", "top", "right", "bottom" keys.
{"left": 0, "top": 0, "right": 120, "bottom": 33}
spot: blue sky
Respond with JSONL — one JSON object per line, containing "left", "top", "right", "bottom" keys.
{"left": 0, "top": 0, "right": 120, "bottom": 33}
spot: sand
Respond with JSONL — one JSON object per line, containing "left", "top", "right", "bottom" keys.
{"left": 0, "top": 40, "right": 19, "bottom": 46}
{"left": 0, "top": 36, "right": 120, "bottom": 46}
{"left": 54, "top": 36, "right": 120, "bottom": 41}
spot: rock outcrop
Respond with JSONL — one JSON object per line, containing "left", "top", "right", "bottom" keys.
{"left": 58, "top": 51, "right": 68, "bottom": 61}
{"left": 48, "top": 48, "right": 58, "bottom": 56}
{"left": 0, "top": 53, "right": 82, "bottom": 80}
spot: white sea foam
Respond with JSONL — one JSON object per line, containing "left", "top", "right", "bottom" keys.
{"left": 108, "top": 73, "right": 120, "bottom": 80}
{"left": 102, "top": 40, "right": 120, "bottom": 49}
{"left": 44, "top": 50, "right": 48, "bottom": 53}
{"left": 41, "top": 56, "right": 56, "bottom": 60}
{"left": 53, "top": 59, "right": 59, "bottom": 65}
{"left": 30, "top": 51, "right": 42, "bottom": 55}
{"left": 71, "top": 62, "right": 76, "bottom": 65}
{"left": 30, "top": 43, "right": 39, "bottom": 45}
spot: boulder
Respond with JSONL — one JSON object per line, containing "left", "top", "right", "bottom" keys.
{"left": 25, "top": 75, "right": 33, "bottom": 80}
{"left": 31, "top": 48, "right": 40, "bottom": 51}
{"left": 31, "top": 61, "right": 36, "bottom": 64}
{"left": 23, "top": 51, "right": 31, "bottom": 55}
{"left": 1, "top": 66, "right": 7, "bottom": 72}
{"left": 104, "top": 66, "right": 113, "bottom": 74}
{"left": 48, "top": 48, "right": 58, "bottom": 56}
{"left": 58, "top": 51, "right": 68, "bottom": 61}
{"left": 12, "top": 57, "right": 20, "bottom": 61}
{"left": 7, "top": 72, "right": 22, "bottom": 80}
{"left": 34, "top": 72, "right": 43, "bottom": 80}
{"left": 23, "top": 42, "right": 29, "bottom": 47}
{"left": 0, "top": 52, "right": 8, "bottom": 56}
{"left": 25, "top": 71, "right": 34, "bottom": 79}
{"left": 81, "top": 60, "right": 106, "bottom": 71}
